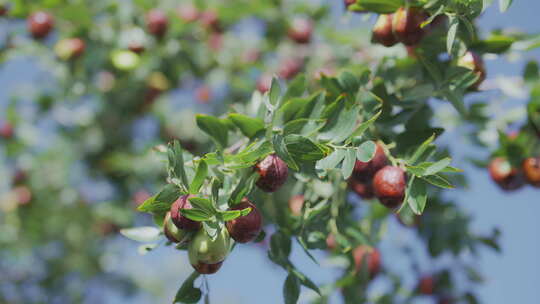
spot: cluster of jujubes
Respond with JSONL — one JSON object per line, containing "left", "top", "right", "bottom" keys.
{"left": 488, "top": 156, "right": 540, "bottom": 191}
{"left": 27, "top": 11, "right": 88, "bottom": 62}
{"left": 254, "top": 154, "right": 289, "bottom": 192}
{"left": 371, "top": 7, "right": 430, "bottom": 47}
{"left": 163, "top": 194, "right": 263, "bottom": 274}
{"left": 349, "top": 144, "right": 407, "bottom": 209}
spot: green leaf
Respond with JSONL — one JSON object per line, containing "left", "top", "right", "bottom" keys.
{"left": 290, "top": 268, "right": 321, "bottom": 295}
{"left": 120, "top": 226, "right": 161, "bottom": 243}
{"left": 337, "top": 70, "right": 360, "bottom": 95}
{"left": 174, "top": 271, "right": 202, "bottom": 304}
{"left": 447, "top": 16, "right": 459, "bottom": 54}
{"left": 228, "top": 113, "right": 265, "bottom": 138}
{"left": 221, "top": 207, "right": 252, "bottom": 221}
{"left": 407, "top": 179, "right": 427, "bottom": 215}
{"left": 408, "top": 134, "right": 435, "bottom": 165}
{"left": 421, "top": 174, "right": 454, "bottom": 189}
{"left": 180, "top": 209, "right": 213, "bottom": 222}
{"left": 356, "top": 141, "right": 376, "bottom": 162}
{"left": 499, "top": 0, "right": 513, "bottom": 12}
{"left": 283, "top": 118, "right": 326, "bottom": 136}
{"left": 472, "top": 35, "right": 515, "bottom": 54}
{"left": 319, "top": 100, "right": 360, "bottom": 143}
{"left": 273, "top": 134, "right": 299, "bottom": 171}
{"left": 423, "top": 158, "right": 452, "bottom": 176}
{"left": 316, "top": 149, "right": 346, "bottom": 171}
{"left": 138, "top": 184, "right": 183, "bottom": 213}
{"left": 189, "top": 160, "right": 208, "bottom": 194}
{"left": 196, "top": 114, "right": 229, "bottom": 147}
{"left": 279, "top": 97, "right": 312, "bottom": 124}
{"left": 229, "top": 140, "right": 273, "bottom": 168}
{"left": 188, "top": 197, "right": 215, "bottom": 216}
{"left": 350, "top": 111, "right": 381, "bottom": 139}
{"left": 296, "top": 92, "right": 326, "bottom": 120}
{"left": 169, "top": 141, "right": 190, "bottom": 190}
{"left": 269, "top": 231, "right": 292, "bottom": 266}
{"left": 524, "top": 61, "right": 539, "bottom": 83}
{"left": 352, "top": 0, "right": 403, "bottom": 14}
{"left": 341, "top": 148, "right": 357, "bottom": 179}
{"left": 283, "top": 74, "right": 306, "bottom": 102}
{"left": 229, "top": 171, "right": 259, "bottom": 205}
{"left": 442, "top": 90, "right": 468, "bottom": 117}
{"left": 269, "top": 77, "right": 281, "bottom": 106}
{"left": 283, "top": 274, "right": 300, "bottom": 304}
{"left": 285, "top": 135, "right": 327, "bottom": 162}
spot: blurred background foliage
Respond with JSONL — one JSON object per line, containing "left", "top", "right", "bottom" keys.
{"left": 1, "top": 0, "right": 540, "bottom": 303}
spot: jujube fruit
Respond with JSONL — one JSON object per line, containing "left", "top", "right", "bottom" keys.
{"left": 146, "top": 9, "right": 168, "bottom": 38}
{"left": 170, "top": 195, "right": 202, "bottom": 230}
{"left": 110, "top": 50, "right": 140, "bottom": 71}
{"left": 255, "top": 154, "right": 289, "bottom": 192}
{"left": 163, "top": 212, "right": 191, "bottom": 245}
{"left": 278, "top": 58, "right": 303, "bottom": 80}
{"left": 27, "top": 11, "right": 54, "bottom": 39}
{"left": 54, "top": 38, "right": 85, "bottom": 60}
{"left": 373, "top": 166, "right": 406, "bottom": 209}
{"left": 288, "top": 17, "right": 313, "bottom": 44}
{"left": 457, "top": 51, "right": 486, "bottom": 89}
{"left": 372, "top": 14, "right": 397, "bottom": 47}
{"left": 326, "top": 234, "right": 337, "bottom": 251}
{"left": 344, "top": 0, "right": 355, "bottom": 8}
{"left": 0, "top": 122, "right": 14, "bottom": 139}
{"left": 418, "top": 275, "right": 435, "bottom": 295}
{"left": 188, "top": 228, "right": 232, "bottom": 274}
{"left": 191, "top": 261, "right": 223, "bottom": 275}
{"left": 392, "top": 7, "right": 429, "bottom": 46}
{"left": 349, "top": 179, "right": 374, "bottom": 200}
{"left": 522, "top": 157, "right": 540, "bottom": 187}
{"left": 353, "top": 245, "right": 381, "bottom": 278}
{"left": 200, "top": 10, "right": 221, "bottom": 32}
{"left": 352, "top": 143, "right": 388, "bottom": 181}
{"left": 256, "top": 73, "right": 273, "bottom": 93}
{"left": 226, "top": 199, "right": 262, "bottom": 243}
{"left": 288, "top": 195, "right": 304, "bottom": 217}
{"left": 488, "top": 157, "right": 524, "bottom": 191}
{"left": 178, "top": 3, "right": 199, "bottom": 23}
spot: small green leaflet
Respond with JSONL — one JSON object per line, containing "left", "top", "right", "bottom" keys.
{"left": 341, "top": 148, "right": 357, "bottom": 179}
{"left": 421, "top": 174, "right": 454, "bottom": 189}
{"left": 189, "top": 160, "right": 208, "bottom": 194}
{"left": 174, "top": 271, "right": 202, "bottom": 304}
{"left": 269, "top": 77, "right": 281, "bottom": 106}
{"left": 316, "top": 149, "right": 346, "bottom": 171}
{"left": 447, "top": 15, "right": 459, "bottom": 55}
{"left": 220, "top": 207, "right": 252, "bottom": 221}
{"left": 407, "top": 178, "right": 427, "bottom": 215}
{"left": 168, "top": 140, "right": 189, "bottom": 190}
{"left": 283, "top": 274, "right": 300, "bottom": 304}
{"left": 180, "top": 209, "right": 213, "bottom": 222}
{"left": 137, "top": 184, "right": 183, "bottom": 213}
{"left": 228, "top": 113, "right": 265, "bottom": 139}
{"left": 356, "top": 141, "right": 376, "bottom": 162}
{"left": 188, "top": 197, "right": 215, "bottom": 215}
{"left": 273, "top": 134, "right": 299, "bottom": 171}
{"left": 349, "top": 111, "right": 381, "bottom": 139}
{"left": 196, "top": 114, "right": 229, "bottom": 147}
{"left": 407, "top": 134, "right": 435, "bottom": 165}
